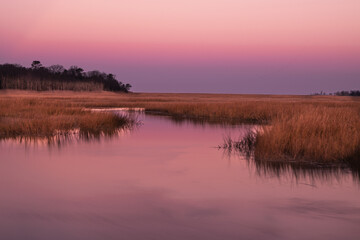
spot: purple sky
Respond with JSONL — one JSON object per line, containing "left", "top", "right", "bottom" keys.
{"left": 1, "top": 0, "right": 359, "bottom": 94}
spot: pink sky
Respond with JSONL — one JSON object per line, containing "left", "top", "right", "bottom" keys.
{"left": 1, "top": 0, "right": 360, "bottom": 93}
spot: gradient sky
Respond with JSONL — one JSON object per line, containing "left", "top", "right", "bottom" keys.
{"left": 1, "top": 0, "right": 359, "bottom": 94}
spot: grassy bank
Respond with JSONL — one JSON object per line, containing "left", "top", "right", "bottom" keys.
{"left": 255, "top": 106, "right": 360, "bottom": 162}
{"left": 222, "top": 104, "right": 360, "bottom": 163}
{"left": 0, "top": 93, "right": 134, "bottom": 139}
{"left": 1, "top": 90, "right": 359, "bottom": 163}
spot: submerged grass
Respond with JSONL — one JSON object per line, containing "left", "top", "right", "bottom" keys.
{"left": 1, "top": 90, "right": 360, "bottom": 163}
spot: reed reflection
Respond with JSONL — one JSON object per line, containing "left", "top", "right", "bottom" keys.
{"left": 0, "top": 126, "right": 137, "bottom": 149}
{"left": 220, "top": 139, "right": 360, "bottom": 184}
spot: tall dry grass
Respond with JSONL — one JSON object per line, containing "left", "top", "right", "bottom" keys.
{"left": 255, "top": 106, "right": 360, "bottom": 162}
{"left": 0, "top": 96, "right": 133, "bottom": 139}
{"left": 1, "top": 90, "right": 359, "bottom": 162}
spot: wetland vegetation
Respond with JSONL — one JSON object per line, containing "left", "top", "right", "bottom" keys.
{"left": 0, "top": 92, "right": 134, "bottom": 139}
{"left": 1, "top": 90, "right": 359, "bottom": 165}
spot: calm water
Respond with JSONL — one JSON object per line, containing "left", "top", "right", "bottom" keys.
{"left": 1, "top": 112, "right": 359, "bottom": 240}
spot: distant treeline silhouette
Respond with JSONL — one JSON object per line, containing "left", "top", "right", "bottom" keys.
{"left": 311, "top": 90, "right": 360, "bottom": 96}
{"left": 0, "top": 61, "right": 131, "bottom": 92}
{"left": 333, "top": 90, "right": 360, "bottom": 96}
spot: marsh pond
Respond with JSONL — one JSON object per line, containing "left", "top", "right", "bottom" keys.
{"left": 1, "top": 110, "right": 359, "bottom": 240}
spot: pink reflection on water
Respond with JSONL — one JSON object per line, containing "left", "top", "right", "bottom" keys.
{"left": 0, "top": 113, "right": 359, "bottom": 239}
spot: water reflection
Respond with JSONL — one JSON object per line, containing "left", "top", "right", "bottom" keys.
{"left": 220, "top": 144, "right": 360, "bottom": 184}
{"left": 1, "top": 109, "right": 359, "bottom": 183}
{"left": 252, "top": 159, "right": 358, "bottom": 185}
{"left": 1, "top": 110, "right": 359, "bottom": 240}
{"left": 0, "top": 128, "right": 133, "bottom": 149}
{"left": 146, "top": 110, "right": 249, "bottom": 127}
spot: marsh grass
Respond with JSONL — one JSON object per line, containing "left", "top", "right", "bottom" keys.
{"left": 220, "top": 105, "right": 360, "bottom": 164}
{"left": 0, "top": 96, "right": 134, "bottom": 139}
{"left": 255, "top": 106, "right": 360, "bottom": 162}
{"left": 219, "top": 130, "right": 257, "bottom": 158}
{"left": 1, "top": 90, "right": 360, "bottom": 163}
{"left": 220, "top": 130, "right": 360, "bottom": 182}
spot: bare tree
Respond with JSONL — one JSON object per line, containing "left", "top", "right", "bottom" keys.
{"left": 48, "top": 65, "right": 65, "bottom": 74}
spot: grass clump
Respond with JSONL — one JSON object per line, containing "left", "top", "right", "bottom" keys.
{"left": 221, "top": 106, "right": 360, "bottom": 163}
{"left": 0, "top": 97, "right": 133, "bottom": 139}
{"left": 255, "top": 106, "right": 360, "bottom": 162}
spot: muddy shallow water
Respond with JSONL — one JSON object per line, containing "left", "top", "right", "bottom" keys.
{"left": 0, "top": 111, "right": 359, "bottom": 240}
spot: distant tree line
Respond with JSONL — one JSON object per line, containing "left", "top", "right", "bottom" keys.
{"left": 311, "top": 90, "right": 360, "bottom": 96}
{"left": 333, "top": 90, "right": 360, "bottom": 96}
{"left": 0, "top": 61, "right": 131, "bottom": 92}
